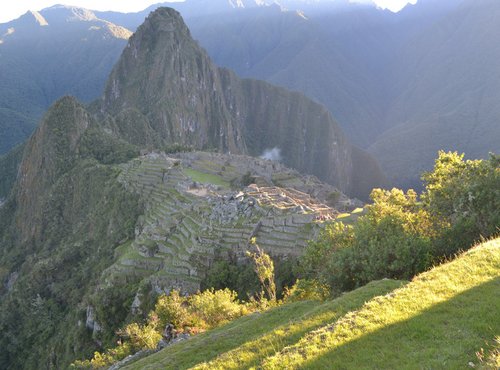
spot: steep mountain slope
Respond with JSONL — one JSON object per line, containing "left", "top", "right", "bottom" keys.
{"left": 0, "top": 97, "right": 141, "bottom": 369}
{"left": 0, "top": 8, "right": 381, "bottom": 368}
{"left": 97, "top": 0, "right": 390, "bottom": 148}
{"left": 122, "top": 237, "right": 500, "bottom": 369}
{"left": 0, "top": 5, "right": 131, "bottom": 154}
{"left": 99, "top": 0, "right": 498, "bottom": 190}
{"left": 3, "top": 0, "right": 498, "bottom": 189}
{"left": 98, "top": 7, "right": 385, "bottom": 197}
{"left": 369, "top": 0, "right": 500, "bottom": 187}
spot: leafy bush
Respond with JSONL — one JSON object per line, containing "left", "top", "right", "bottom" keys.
{"left": 189, "top": 288, "right": 244, "bottom": 327}
{"left": 155, "top": 288, "right": 245, "bottom": 330}
{"left": 71, "top": 343, "right": 132, "bottom": 369}
{"left": 304, "top": 189, "right": 435, "bottom": 293}
{"left": 118, "top": 321, "right": 161, "bottom": 351}
{"left": 302, "top": 151, "right": 499, "bottom": 295}
{"left": 154, "top": 290, "right": 192, "bottom": 330}
{"left": 422, "top": 151, "right": 500, "bottom": 252}
{"left": 73, "top": 287, "right": 249, "bottom": 369}
{"left": 247, "top": 241, "right": 277, "bottom": 303}
{"left": 283, "top": 279, "right": 330, "bottom": 302}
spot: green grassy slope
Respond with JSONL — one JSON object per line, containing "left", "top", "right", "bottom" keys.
{"left": 123, "top": 238, "right": 499, "bottom": 370}
{"left": 263, "top": 238, "right": 500, "bottom": 369}
{"left": 122, "top": 280, "right": 405, "bottom": 370}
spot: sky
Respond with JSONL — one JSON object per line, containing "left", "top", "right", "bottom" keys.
{"left": 0, "top": 0, "right": 417, "bottom": 23}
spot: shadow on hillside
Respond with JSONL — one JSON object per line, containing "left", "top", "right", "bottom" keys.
{"left": 302, "top": 277, "right": 500, "bottom": 369}
{"left": 125, "top": 281, "right": 404, "bottom": 369}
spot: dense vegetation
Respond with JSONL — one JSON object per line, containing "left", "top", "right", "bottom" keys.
{"left": 302, "top": 151, "right": 499, "bottom": 294}
{"left": 0, "top": 6, "right": 131, "bottom": 155}
{"left": 0, "top": 99, "right": 142, "bottom": 369}
{"left": 113, "top": 237, "right": 499, "bottom": 369}
{"left": 0, "top": 143, "right": 24, "bottom": 198}
{"left": 0, "top": 162, "right": 141, "bottom": 369}
{"left": 68, "top": 151, "right": 499, "bottom": 369}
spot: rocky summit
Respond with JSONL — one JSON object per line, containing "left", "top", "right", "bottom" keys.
{"left": 0, "top": 7, "right": 379, "bottom": 369}
{"left": 99, "top": 7, "right": 386, "bottom": 199}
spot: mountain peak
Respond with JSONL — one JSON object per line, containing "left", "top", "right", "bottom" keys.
{"left": 15, "top": 10, "right": 49, "bottom": 27}
{"left": 26, "top": 10, "right": 49, "bottom": 26}
{"left": 100, "top": 6, "right": 385, "bottom": 196}
{"left": 41, "top": 4, "right": 98, "bottom": 22}
{"left": 140, "top": 7, "right": 190, "bottom": 35}
{"left": 102, "top": 7, "right": 197, "bottom": 112}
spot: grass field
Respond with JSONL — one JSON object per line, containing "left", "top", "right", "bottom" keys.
{"left": 122, "top": 238, "right": 500, "bottom": 369}
{"left": 183, "top": 168, "right": 230, "bottom": 188}
{"left": 122, "top": 280, "right": 404, "bottom": 369}
{"left": 263, "top": 238, "right": 500, "bottom": 369}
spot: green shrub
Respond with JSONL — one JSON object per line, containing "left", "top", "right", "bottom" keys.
{"left": 303, "top": 188, "right": 436, "bottom": 293}
{"left": 283, "top": 279, "right": 330, "bottom": 302}
{"left": 302, "top": 152, "right": 499, "bottom": 295}
{"left": 154, "top": 290, "right": 192, "bottom": 330}
{"left": 423, "top": 151, "right": 500, "bottom": 252}
{"left": 247, "top": 242, "right": 277, "bottom": 303}
{"left": 118, "top": 321, "right": 161, "bottom": 351}
{"left": 189, "top": 288, "right": 244, "bottom": 328}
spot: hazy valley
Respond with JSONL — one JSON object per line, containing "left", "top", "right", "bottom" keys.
{"left": 0, "top": 1, "right": 498, "bottom": 369}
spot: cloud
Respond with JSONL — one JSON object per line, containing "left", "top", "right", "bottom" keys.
{"left": 260, "top": 147, "right": 282, "bottom": 161}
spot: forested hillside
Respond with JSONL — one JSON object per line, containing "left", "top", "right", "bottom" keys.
{"left": 0, "top": 5, "right": 131, "bottom": 154}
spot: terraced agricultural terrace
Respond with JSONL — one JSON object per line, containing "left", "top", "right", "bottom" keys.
{"left": 103, "top": 151, "right": 358, "bottom": 294}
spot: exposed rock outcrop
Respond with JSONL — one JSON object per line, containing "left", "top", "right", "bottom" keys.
{"left": 100, "top": 7, "right": 385, "bottom": 198}
{"left": 15, "top": 97, "right": 93, "bottom": 243}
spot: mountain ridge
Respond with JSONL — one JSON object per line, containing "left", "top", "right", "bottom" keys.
{"left": 98, "top": 7, "right": 385, "bottom": 197}
{"left": 0, "top": 6, "right": 132, "bottom": 155}
{"left": 0, "top": 8, "right": 382, "bottom": 368}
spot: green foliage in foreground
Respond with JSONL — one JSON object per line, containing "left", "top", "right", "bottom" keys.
{"left": 262, "top": 239, "right": 500, "bottom": 369}
{"left": 423, "top": 151, "right": 500, "bottom": 253}
{"left": 121, "top": 280, "right": 404, "bottom": 370}
{"left": 303, "top": 151, "right": 499, "bottom": 294}
{"left": 123, "top": 239, "right": 498, "bottom": 370}
{"left": 73, "top": 288, "right": 256, "bottom": 369}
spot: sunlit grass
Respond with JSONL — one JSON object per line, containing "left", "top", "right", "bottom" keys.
{"left": 335, "top": 207, "right": 366, "bottom": 224}
{"left": 262, "top": 238, "right": 500, "bottom": 369}
{"left": 183, "top": 168, "right": 230, "bottom": 188}
{"left": 122, "top": 280, "right": 404, "bottom": 370}
{"left": 121, "top": 239, "right": 499, "bottom": 370}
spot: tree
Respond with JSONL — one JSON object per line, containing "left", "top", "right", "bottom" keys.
{"left": 422, "top": 151, "right": 500, "bottom": 251}
{"left": 246, "top": 239, "right": 277, "bottom": 303}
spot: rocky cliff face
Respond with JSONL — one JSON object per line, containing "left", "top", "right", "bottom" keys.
{"left": 101, "top": 7, "right": 385, "bottom": 198}
{"left": 0, "top": 8, "right": 385, "bottom": 369}
{"left": 15, "top": 97, "right": 92, "bottom": 243}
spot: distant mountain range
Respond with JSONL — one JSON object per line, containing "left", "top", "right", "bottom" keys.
{"left": 0, "top": 5, "right": 131, "bottom": 154}
{"left": 1, "top": 0, "right": 498, "bottom": 188}
{"left": 0, "top": 8, "right": 382, "bottom": 367}
{"left": 0, "top": 3, "right": 498, "bottom": 368}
